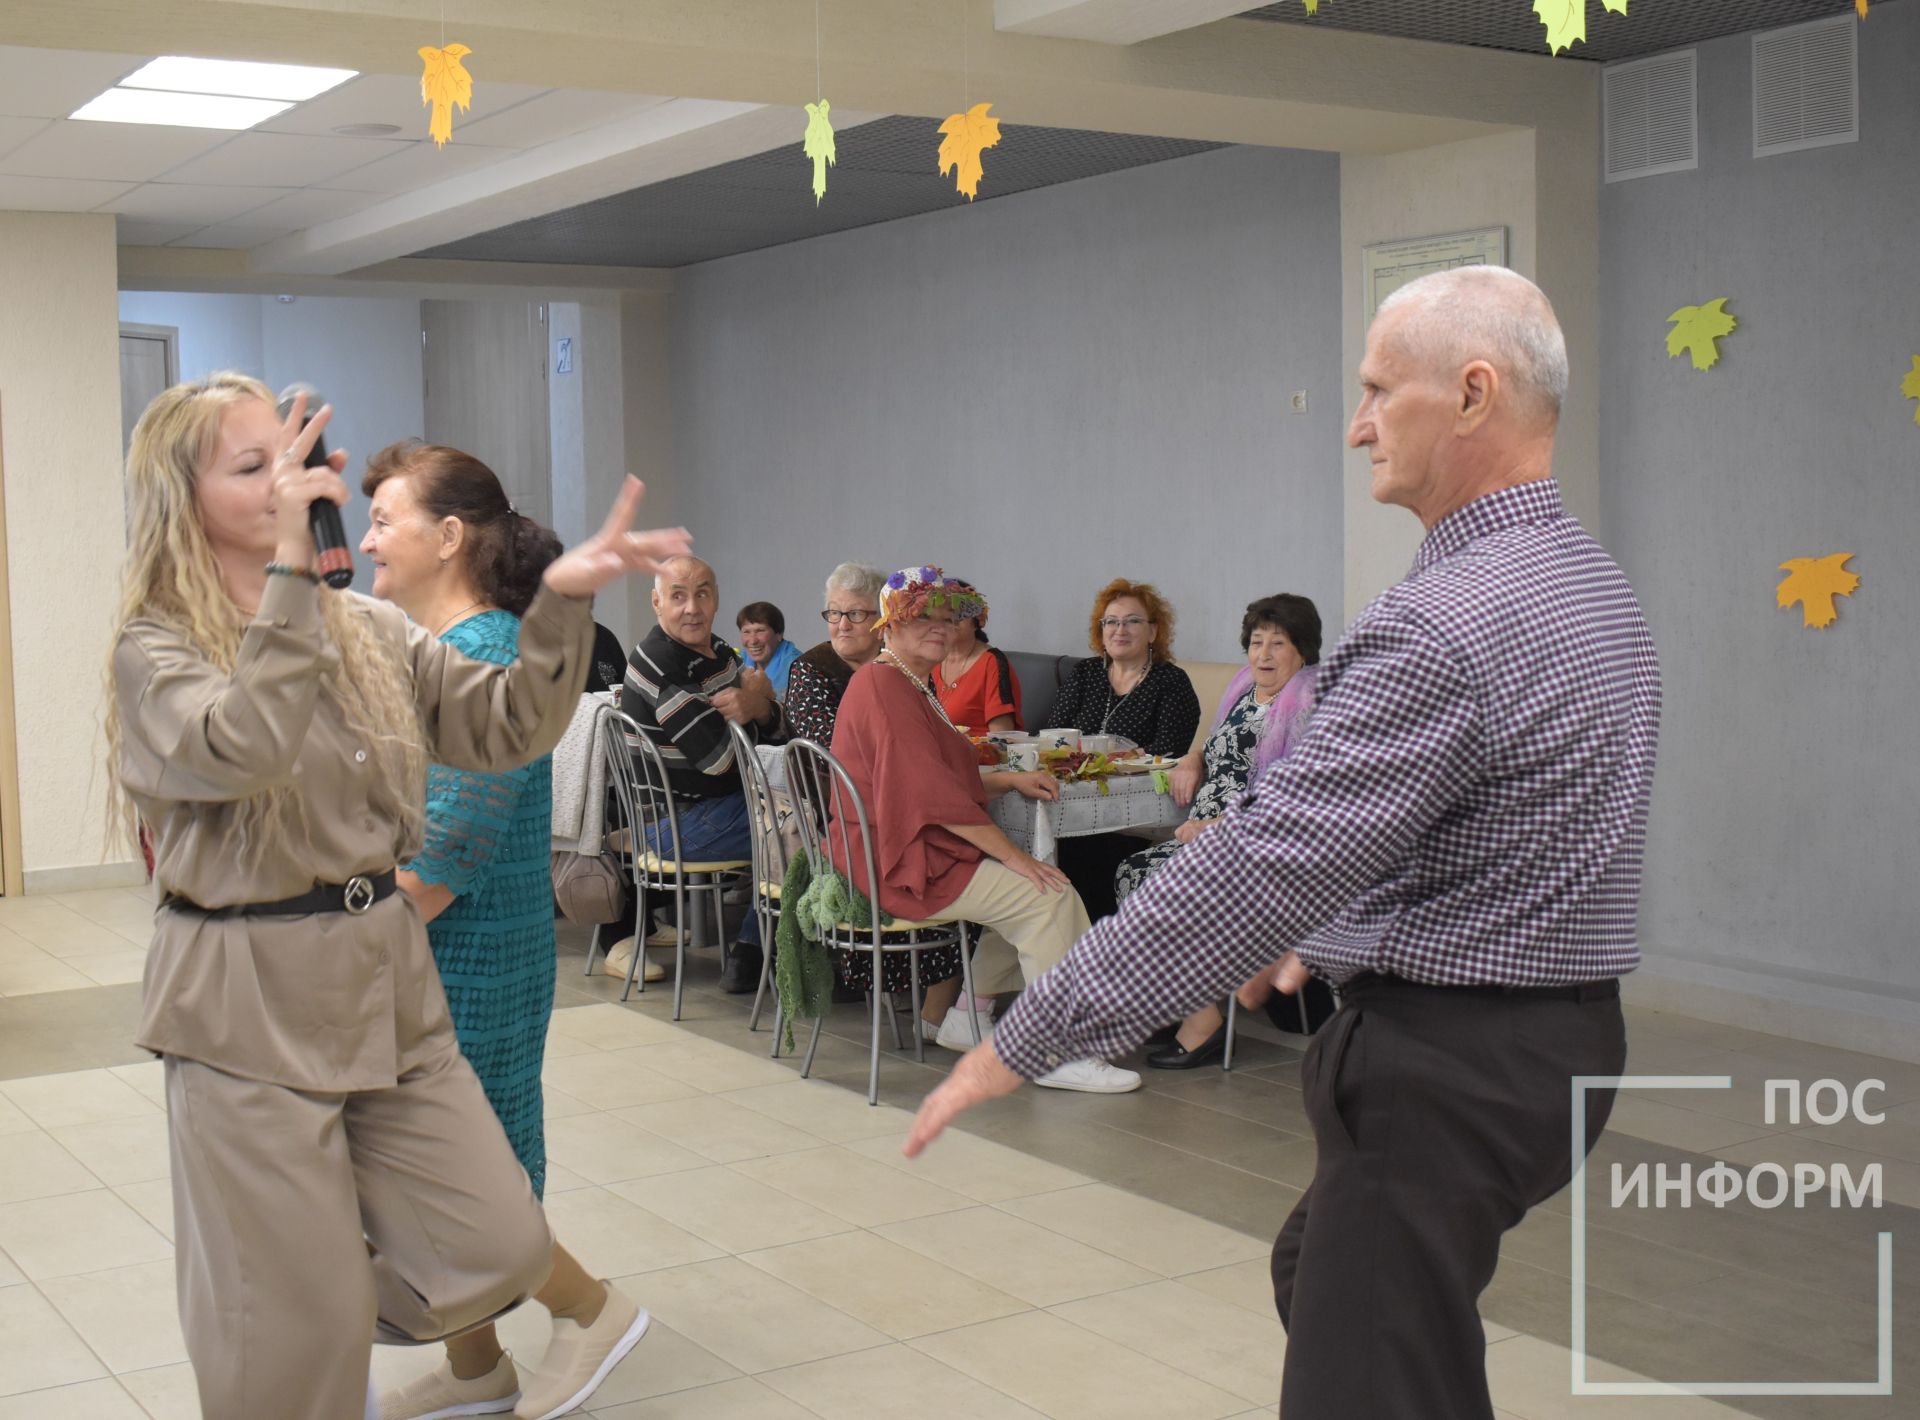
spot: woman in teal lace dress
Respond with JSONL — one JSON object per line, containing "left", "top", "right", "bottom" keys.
{"left": 365, "top": 443, "right": 648, "bottom": 1420}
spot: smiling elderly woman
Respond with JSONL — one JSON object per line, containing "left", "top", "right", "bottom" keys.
{"left": 824, "top": 567, "right": 1141, "bottom": 1093}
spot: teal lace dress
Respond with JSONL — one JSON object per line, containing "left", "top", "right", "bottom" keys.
{"left": 408, "top": 610, "right": 557, "bottom": 1198}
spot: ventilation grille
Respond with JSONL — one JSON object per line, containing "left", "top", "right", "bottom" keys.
{"left": 1753, "top": 13, "right": 1858, "bottom": 157}
{"left": 1603, "top": 50, "right": 1698, "bottom": 183}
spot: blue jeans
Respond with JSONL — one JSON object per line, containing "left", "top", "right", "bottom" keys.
{"left": 643, "top": 792, "right": 760, "bottom": 947}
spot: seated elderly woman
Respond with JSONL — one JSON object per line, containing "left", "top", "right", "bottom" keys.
{"left": 932, "top": 576, "right": 1021, "bottom": 732}
{"left": 787, "top": 562, "right": 887, "bottom": 746}
{"left": 1116, "top": 593, "right": 1322, "bottom": 1068}
{"left": 827, "top": 567, "right": 1141, "bottom": 1093}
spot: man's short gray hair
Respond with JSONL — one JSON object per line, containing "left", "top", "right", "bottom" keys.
{"left": 824, "top": 561, "right": 885, "bottom": 605}
{"left": 1376, "top": 266, "right": 1569, "bottom": 420}
{"left": 653, "top": 554, "right": 715, "bottom": 591}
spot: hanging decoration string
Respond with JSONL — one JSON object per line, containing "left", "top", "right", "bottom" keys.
{"left": 802, "top": 0, "right": 837, "bottom": 203}
{"left": 937, "top": 0, "right": 1000, "bottom": 200}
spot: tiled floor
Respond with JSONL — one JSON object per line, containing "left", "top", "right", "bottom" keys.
{"left": 0, "top": 887, "right": 1912, "bottom": 1418}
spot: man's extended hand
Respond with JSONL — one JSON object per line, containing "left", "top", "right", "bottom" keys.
{"left": 1235, "top": 950, "right": 1310, "bottom": 1013}
{"left": 903, "top": 1037, "right": 1024, "bottom": 1158}
{"left": 712, "top": 673, "right": 773, "bottom": 726}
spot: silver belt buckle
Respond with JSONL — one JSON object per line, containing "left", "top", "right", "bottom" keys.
{"left": 343, "top": 875, "right": 377, "bottom": 915}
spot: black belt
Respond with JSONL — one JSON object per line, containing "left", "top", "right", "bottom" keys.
{"left": 1348, "top": 971, "right": 1619, "bottom": 1004}
{"left": 163, "top": 870, "right": 397, "bottom": 919}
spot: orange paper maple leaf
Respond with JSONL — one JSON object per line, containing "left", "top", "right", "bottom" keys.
{"left": 420, "top": 43, "right": 473, "bottom": 147}
{"left": 1776, "top": 553, "right": 1859, "bottom": 629}
{"left": 1856, "top": 0, "right": 1869, "bottom": 18}
{"left": 938, "top": 102, "right": 1002, "bottom": 200}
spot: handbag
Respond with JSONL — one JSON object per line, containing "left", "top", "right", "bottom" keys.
{"left": 550, "top": 847, "right": 630, "bottom": 927}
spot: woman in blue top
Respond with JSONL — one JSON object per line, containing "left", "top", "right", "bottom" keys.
{"left": 363, "top": 443, "right": 646, "bottom": 1420}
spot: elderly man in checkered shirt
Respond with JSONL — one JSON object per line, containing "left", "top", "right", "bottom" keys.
{"left": 907, "top": 265, "right": 1661, "bottom": 1420}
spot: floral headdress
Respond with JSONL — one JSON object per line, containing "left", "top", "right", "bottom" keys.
{"left": 874, "top": 565, "right": 988, "bottom": 631}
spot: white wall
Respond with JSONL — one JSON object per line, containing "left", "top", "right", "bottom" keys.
{"left": 117, "top": 290, "right": 265, "bottom": 383}
{"left": 1, "top": 214, "right": 132, "bottom": 887}
{"left": 549, "top": 299, "right": 633, "bottom": 649}
{"left": 620, "top": 290, "right": 674, "bottom": 651}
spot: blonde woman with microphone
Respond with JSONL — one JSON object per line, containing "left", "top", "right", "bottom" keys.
{"left": 104, "top": 372, "right": 689, "bottom": 1420}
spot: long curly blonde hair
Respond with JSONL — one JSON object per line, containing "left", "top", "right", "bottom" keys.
{"left": 103, "top": 373, "right": 426, "bottom": 861}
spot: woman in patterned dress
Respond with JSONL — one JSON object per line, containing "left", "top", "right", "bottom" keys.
{"left": 1115, "top": 593, "right": 1323, "bottom": 1069}
{"left": 364, "top": 443, "right": 646, "bottom": 1420}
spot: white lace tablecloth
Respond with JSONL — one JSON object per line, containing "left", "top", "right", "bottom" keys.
{"left": 989, "top": 773, "right": 1184, "bottom": 864}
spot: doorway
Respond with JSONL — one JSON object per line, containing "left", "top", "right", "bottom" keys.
{"left": 119, "top": 323, "right": 179, "bottom": 449}
{"left": 420, "top": 300, "right": 552, "bottom": 526}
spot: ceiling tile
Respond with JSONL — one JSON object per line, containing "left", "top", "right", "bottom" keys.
{"left": 323, "top": 139, "right": 519, "bottom": 194}
{"left": 0, "top": 174, "right": 136, "bottom": 212}
{"left": 0, "top": 116, "right": 51, "bottom": 163}
{"left": 158, "top": 130, "right": 412, "bottom": 187}
{"left": 0, "top": 45, "right": 147, "bottom": 120}
{"left": 257, "top": 72, "right": 549, "bottom": 141}
{"left": 450, "top": 90, "right": 672, "bottom": 150}
{"left": 169, "top": 223, "right": 293, "bottom": 249}
{"left": 115, "top": 218, "right": 201, "bottom": 246}
{"left": 104, "top": 182, "right": 298, "bottom": 223}
{"left": 237, "top": 186, "right": 388, "bottom": 227}
{"left": 0, "top": 119, "right": 231, "bottom": 181}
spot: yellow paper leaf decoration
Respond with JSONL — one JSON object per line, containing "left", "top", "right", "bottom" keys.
{"left": 1535, "top": 0, "right": 1629, "bottom": 56}
{"left": 419, "top": 43, "right": 473, "bottom": 147}
{"left": 1776, "top": 553, "right": 1859, "bottom": 629}
{"left": 1665, "top": 298, "right": 1738, "bottom": 371}
{"left": 1303, "top": 0, "right": 1320, "bottom": 12}
{"left": 1901, "top": 356, "right": 1920, "bottom": 426}
{"left": 803, "top": 99, "right": 836, "bottom": 205}
{"left": 1856, "top": 0, "right": 1868, "bottom": 17}
{"left": 938, "top": 102, "right": 1002, "bottom": 200}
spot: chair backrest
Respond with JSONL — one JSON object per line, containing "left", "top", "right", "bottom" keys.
{"left": 729, "top": 721, "right": 789, "bottom": 890}
{"left": 781, "top": 738, "right": 886, "bottom": 938}
{"left": 601, "top": 707, "right": 679, "bottom": 880}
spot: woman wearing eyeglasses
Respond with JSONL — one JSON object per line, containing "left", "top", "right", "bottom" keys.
{"left": 786, "top": 562, "right": 888, "bottom": 746}
{"left": 1046, "top": 578, "right": 1202, "bottom": 920}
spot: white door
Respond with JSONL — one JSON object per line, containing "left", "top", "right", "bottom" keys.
{"left": 421, "top": 300, "right": 551, "bottom": 526}
{"left": 119, "top": 324, "right": 179, "bottom": 450}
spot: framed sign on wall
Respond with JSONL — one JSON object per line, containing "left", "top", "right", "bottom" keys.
{"left": 1362, "top": 227, "right": 1509, "bottom": 325}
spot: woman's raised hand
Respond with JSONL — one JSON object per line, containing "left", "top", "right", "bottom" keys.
{"left": 269, "top": 393, "right": 349, "bottom": 566}
{"left": 544, "top": 476, "right": 693, "bottom": 599}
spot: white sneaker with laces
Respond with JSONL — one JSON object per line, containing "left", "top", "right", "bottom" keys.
{"left": 933, "top": 1005, "right": 993, "bottom": 1052}
{"left": 1034, "top": 1059, "right": 1142, "bottom": 1094}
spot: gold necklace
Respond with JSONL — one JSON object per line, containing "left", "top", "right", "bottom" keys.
{"left": 432, "top": 599, "right": 487, "bottom": 636}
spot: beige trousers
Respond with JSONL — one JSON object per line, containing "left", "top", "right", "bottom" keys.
{"left": 923, "top": 859, "right": 1092, "bottom": 996}
{"left": 166, "top": 1041, "right": 553, "bottom": 1420}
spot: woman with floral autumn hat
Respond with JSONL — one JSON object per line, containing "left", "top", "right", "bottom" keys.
{"left": 821, "top": 567, "right": 1141, "bottom": 1091}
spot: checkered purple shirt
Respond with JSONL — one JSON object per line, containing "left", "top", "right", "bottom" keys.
{"left": 994, "top": 479, "right": 1662, "bottom": 1080}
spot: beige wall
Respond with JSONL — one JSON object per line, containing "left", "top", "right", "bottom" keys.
{"left": 0, "top": 213, "right": 136, "bottom": 889}
{"left": 618, "top": 290, "right": 674, "bottom": 650}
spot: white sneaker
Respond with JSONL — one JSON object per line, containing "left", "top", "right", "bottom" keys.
{"left": 1034, "top": 1059, "right": 1142, "bottom": 1094}
{"left": 933, "top": 1005, "right": 994, "bottom": 1052}
{"left": 377, "top": 1354, "right": 519, "bottom": 1419}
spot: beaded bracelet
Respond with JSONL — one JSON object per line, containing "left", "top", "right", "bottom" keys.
{"left": 265, "top": 561, "right": 321, "bottom": 584}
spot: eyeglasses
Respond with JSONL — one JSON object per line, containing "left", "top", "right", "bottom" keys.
{"left": 1099, "top": 616, "right": 1151, "bottom": 631}
{"left": 821, "top": 608, "right": 877, "bottom": 625}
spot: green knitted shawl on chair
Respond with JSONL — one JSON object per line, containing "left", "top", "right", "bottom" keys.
{"left": 773, "top": 852, "right": 891, "bottom": 1050}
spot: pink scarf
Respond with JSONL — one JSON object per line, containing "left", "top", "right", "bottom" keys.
{"left": 1215, "top": 663, "right": 1318, "bottom": 779}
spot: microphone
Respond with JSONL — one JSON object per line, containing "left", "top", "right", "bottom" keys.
{"left": 276, "top": 383, "right": 354, "bottom": 589}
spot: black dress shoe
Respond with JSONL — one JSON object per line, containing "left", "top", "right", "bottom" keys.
{"left": 1144, "top": 1023, "right": 1181, "bottom": 1048}
{"left": 1146, "top": 1024, "right": 1227, "bottom": 1070}
{"left": 720, "top": 942, "right": 763, "bottom": 994}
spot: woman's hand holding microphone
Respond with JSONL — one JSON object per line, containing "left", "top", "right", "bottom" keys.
{"left": 268, "top": 393, "right": 351, "bottom": 570}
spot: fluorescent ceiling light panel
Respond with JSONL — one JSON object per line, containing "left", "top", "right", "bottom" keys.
{"left": 120, "top": 56, "right": 356, "bottom": 102}
{"left": 71, "top": 88, "right": 294, "bottom": 129}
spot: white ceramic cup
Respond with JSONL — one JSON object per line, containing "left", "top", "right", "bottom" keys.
{"left": 1039, "top": 727, "right": 1081, "bottom": 751}
{"left": 1007, "top": 743, "right": 1042, "bottom": 771}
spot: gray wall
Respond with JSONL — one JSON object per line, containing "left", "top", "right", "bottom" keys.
{"left": 118, "top": 290, "right": 265, "bottom": 383}
{"left": 1601, "top": 7, "right": 1920, "bottom": 1027}
{"left": 667, "top": 144, "right": 1345, "bottom": 664}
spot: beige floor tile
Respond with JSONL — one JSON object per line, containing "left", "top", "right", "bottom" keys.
{"left": 841, "top": 1128, "right": 1093, "bottom": 1203}
{"left": 41, "top": 1259, "right": 188, "bottom": 1373}
{"left": 5, "top": 911, "right": 142, "bottom": 961}
{"left": 1484, "top": 1334, "right": 1762, "bottom": 1419}
{"left": 543, "top": 1112, "right": 710, "bottom": 1186}
{"left": 1710, "top": 1133, "right": 1920, "bottom": 1210}
{"left": 1601, "top": 1095, "right": 1779, "bottom": 1153}
{"left": 113, "top": 1179, "right": 175, "bottom": 1242}
{"left": 544, "top": 1160, "right": 595, "bottom": 1193}
{"left": 610, "top": 1096, "right": 822, "bottom": 1164}
{"left": 719, "top": 1080, "right": 917, "bottom": 1143}
{"left": 543, "top": 1050, "right": 705, "bottom": 1110}
{"left": 0, "top": 1130, "right": 100, "bottom": 1204}
{"left": 552, "top": 1314, "right": 741, "bottom": 1409}
{"left": 0, "top": 952, "right": 95, "bottom": 996}
{"left": 608, "top": 1166, "right": 854, "bottom": 1255}
{"left": 0, "top": 1069, "right": 161, "bottom": 1130}
{"left": 1175, "top": 1258, "right": 1277, "bottom": 1318}
{"left": 544, "top": 1085, "right": 600, "bottom": 1121}
{"left": 761, "top": 1342, "right": 1050, "bottom": 1420}
{"left": 1486, "top": 1318, "right": 1521, "bottom": 1343}
{"left": 0, "top": 1378, "right": 147, "bottom": 1418}
{"left": 106, "top": 1063, "right": 167, "bottom": 1108}
{"left": 632, "top": 1256, "right": 890, "bottom": 1374}
{"left": 741, "top": 1230, "right": 1029, "bottom": 1340}
{"left": 1786, "top": 1097, "right": 1920, "bottom": 1166}
{"left": 548, "top": 1003, "right": 686, "bottom": 1050}
{"left": 0, "top": 1249, "right": 22, "bottom": 1287}
{"left": 49, "top": 1115, "right": 171, "bottom": 1188}
{"left": 0, "top": 1189, "right": 171, "bottom": 1279}
{"left": 544, "top": 1031, "right": 604, "bottom": 1059}
{"left": 593, "top": 1376, "right": 822, "bottom": 1420}
{"left": 65, "top": 951, "right": 150, "bottom": 988}
{"left": 539, "top": 1185, "right": 725, "bottom": 1279}
{"left": 115, "top": 1363, "right": 200, "bottom": 1420}
{"left": 874, "top": 1205, "right": 1158, "bottom": 1308}
{"left": 1051, "top": 1280, "right": 1285, "bottom": 1407}
{"left": 0, "top": 1095, "right": 37, "bottom": 1138}
{"left": 996, "top": 1184, "right": 1269, "bottom": 1277}
{"left": 730, "top": 1146, "right": 975, "bottom": 1228}
{"left": 626, "top": 1039, "right": 803, "bottom": 1093}
{"left": 910, "top": 1310, "right": 1248, "bottom": 1420}
{"left": 0, "top": 1285, "right": 108, "bottom": 1397}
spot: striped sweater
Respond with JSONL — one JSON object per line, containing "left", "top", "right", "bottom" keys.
{"left": 619, "top": 626, "right": 777, "bottom": 799}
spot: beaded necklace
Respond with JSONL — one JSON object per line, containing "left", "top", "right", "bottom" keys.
{"left": 881, "top": 649, "right": 966, "bottom": 736}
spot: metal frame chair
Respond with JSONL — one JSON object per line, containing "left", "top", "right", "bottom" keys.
{"left": 596, "top": 708, "right": 749, "bottom": 1020}
{"left": 780, "top": 737, "right": 980, "bottom": 1105}
{"left": 729, "top": 722, "right": 790, "bottom": 1037}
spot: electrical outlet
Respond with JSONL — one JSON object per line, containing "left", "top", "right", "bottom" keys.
{"left": 1290, "top": 390, "right": 1309, "bottom": 414}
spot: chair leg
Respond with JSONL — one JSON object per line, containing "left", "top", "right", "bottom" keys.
{"left": 1223, "top": 995, "right": 1238, "bottom": 1072}
{"left": 768, "top": 1000, "right": 784, "bottom": 1059}
{"left": 800, "top": 1015, "right": 824, "bottom": 1078}
{"left": 618, "top": 905, "right": 644, "bottom": 1003}
{"left": 908, "top": 948, "right": 925, "bottom": 1064}
{"left": 883, "top": 980, "right": 905, "bottom": 1051}
{"left": 671, "top": 882, "right": 688, "bottom": 1021}
{"left": 583, "top": 921, "right": 603, "bottom": 977}
{"left": 958, "top": 930, "right": 982, "bottom": 1045}
{"left": 1297, "top": 985, "right": 1312, "bottom": 1036}
{"left": 869, "top": 978, "right": 882, "bottom": 1106}
{"left": 748, "top": 909, "right": 773, "bottom": 1032}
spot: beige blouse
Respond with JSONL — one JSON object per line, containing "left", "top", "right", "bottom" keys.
{"left": 113, "top": 573, "right": 591, "bottom": 1090}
